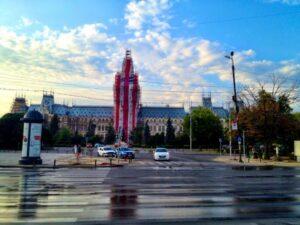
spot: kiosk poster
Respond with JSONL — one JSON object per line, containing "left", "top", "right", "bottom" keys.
{"left": 21, "top": 123, "right": 29, "bottom": 157}
{"left": 29, "top": 123, "right": 42, "bottom": 157}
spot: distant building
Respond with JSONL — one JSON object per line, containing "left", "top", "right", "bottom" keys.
{"left": 26, "top": 50, "right": 229, "bottom": 142}
{"left": 28, "top": 94, "right": 185, "bottom": 139}
{"left": 10, "top": 97, "right": 28, "bottom": 114}
{"left": 201, "top": 94, "right": 229, "bottom": 119}
{"left": 191, "top": 94, "right": 229, "bottom": 128}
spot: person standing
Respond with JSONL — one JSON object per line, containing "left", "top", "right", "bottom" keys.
{"left": 77, "top": 145, "right": 82, "bottom": 160}
{"left": 74, "top": 144, "right": 78, "bottom": 156}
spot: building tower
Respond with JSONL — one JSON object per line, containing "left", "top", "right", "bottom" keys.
{"left": 202, "top": 92, "right": 212, "bottom": 109}
{"left": 113, "top": 50, "right": 140, "bottom": 142}
{"left": 11, "top": 96, "right": 28, "bottom": 113}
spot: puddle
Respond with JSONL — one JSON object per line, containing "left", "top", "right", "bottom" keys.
{"left": 232, "top": 165, "right": 274, "bottom": 171}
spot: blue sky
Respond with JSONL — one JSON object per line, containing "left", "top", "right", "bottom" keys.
{"left": 0, "top": 0, "right": 299, "bottom": 115}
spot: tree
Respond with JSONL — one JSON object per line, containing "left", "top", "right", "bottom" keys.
{"left": 49, "top": 114, "right": 59, "bottom": 136}
{"left": 0, "top": 113, "right": 24, "bottom": 150}
{"left": 130, "top": 124, "right": 143, "bottom": 146}
{"left": 149, "top": 132, "right": 165, "bottom": 147}
{"left": 183, "top": 107, "right": 223, "bottom": 148}
{"left": 143, "top": 121, "right": 151, "bottom": 146}
{"left": 86, "top": 120, "right": 96, "bottom": 138}
{"left": 105, "top": 124, "right": 115, "bottom": 144}
{"left": 239, "top": 75, "right": 300, "bottom": 158}
{"left": 42, "top": 127, "right": 53, "bottom": 148}
{"left": 53, "top": 127, "right": 72, "bottom": 146}
{"left": 294, "top": 112, "right": 300, "bottom": 122}
{"left": 89, "top": 135, "right": 103, "bottom": 145}
{"left": 71, "top": 130, "right": 84, "bottom": 145}
{"left": 165, "top": 118, "right": 175, "bottom": 145}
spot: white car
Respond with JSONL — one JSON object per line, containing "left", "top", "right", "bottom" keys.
{"left": 153, "top": 148, "right": 170, "bottom": 161}
{"left": 97, "top": 146, "right": 116, "bottom": 157}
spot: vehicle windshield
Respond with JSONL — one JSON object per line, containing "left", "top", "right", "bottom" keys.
{"left": 103, "top": 147, "right": 113, "bottom": 151}
{"left": 156, "top": 148, "right": 167, "bottom": 153}
{"left": 119, "top": 148, "right": 131, "bottom": 152}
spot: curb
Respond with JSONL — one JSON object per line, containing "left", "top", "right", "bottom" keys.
{"left": 0, "top": 164, "right": 124, "bottom": 169}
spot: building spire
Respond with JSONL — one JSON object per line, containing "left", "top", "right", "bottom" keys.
{"left": 125, "top": 49, "right": 131, "bottom": 58}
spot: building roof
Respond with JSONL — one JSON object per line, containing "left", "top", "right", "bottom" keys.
{"left": 28, "top": 104, "right": 187, "bottom": 119}
{"left": 28, "top": 104, "right": 114, "bottom": 117}
{"left": 191, "top": 106, "right": 229, "bottom": 119}
{"left": 140, "top": 106, "right": 186, "bottom": 119}
{"left": 211, "top": 107, "right": 229, "bottom": 119}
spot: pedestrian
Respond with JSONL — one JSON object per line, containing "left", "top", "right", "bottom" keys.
{"left": 74, "top": 144, "right": 78, "bottom": 156}
{"left": 77, "top": 145, "right": 82, "bottom": 159}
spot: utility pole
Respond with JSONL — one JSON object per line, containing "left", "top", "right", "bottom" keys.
{"left": 227, "top": 101, "right": 232, "bottom": 158}
{"left": 225, "top": 51, "right": 242, "bottom": 163}
{"left": 243, "top": 130, "right": 246, "bottom": 160}
{"left": 189, "top": 100, "right": 192, "bottom": 151}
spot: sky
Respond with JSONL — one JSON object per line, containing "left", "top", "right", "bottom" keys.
{"left": 0, "top": 0, "right": 299, "bottom": 115}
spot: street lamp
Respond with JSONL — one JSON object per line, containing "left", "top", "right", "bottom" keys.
{"left": 225, "top": 51, "right": 242, "bottom": 163}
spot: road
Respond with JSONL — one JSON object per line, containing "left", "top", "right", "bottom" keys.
{"left": 0, "top": 150, "right": 300, "bottom": 224}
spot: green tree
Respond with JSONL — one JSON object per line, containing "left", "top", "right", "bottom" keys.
{"left": 239, "top": 90, "right": 300, "bottom": 158}
{"left": 71, "top": 130, "right": 84, "bottom": 145}
{"left": 165, "top": 118, "right": 175, "bottom": 146}
{"left": 183, "top": 107, "right": 223, "bottom": 148}
{"left": 130, "top": 124, "right": 143, "bottom": 146}
{"left": 105, "top": 124, "right": 115, "bottom": 144}
{"left": 89, "top": 135, "right": 103, "bottom": 145}
{"left": 143, "top": 121, "right": 151, "bottom": 146}
{"left": 0, "top": 113, "right": 24, "bottom": 150}
{"left": 53, "top": 127, "right": 72, "bottom": 146}
{"left": 86, "top": 120, "right": 96, "bottom": 138}
{"left": 49, "top": 114, "right": 59, "bottom": 136}
{"left": 42, "top": 127, "right": 53, "bottom": 148}
{"left": 294, "top": 112, "right": 300, "bottom": 122}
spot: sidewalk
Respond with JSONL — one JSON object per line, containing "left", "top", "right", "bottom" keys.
{"left": 0, "top": 152, "right": 128, "bottom": 168}
{"left": 214, "top": 154, "right": 300, "bottom": 167}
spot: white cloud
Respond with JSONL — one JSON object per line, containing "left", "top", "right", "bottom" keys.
{"left": 0, "top": 0, "right": 299, "bottom": 115}
{"left": 21, "top": 17, "right": 34, "bottom": 26}
{"left": 124, "top": 0, "right": 172, "bottom": 31}
{"left": 182, "top": 19, "right": 196, "bottom": 28}
{"left": 264, "top": 0, "right": 300, "bottom": 5}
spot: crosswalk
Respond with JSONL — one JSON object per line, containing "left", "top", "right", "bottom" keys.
{"left": 131, "top": 159, "right": 203, "bottom": 167}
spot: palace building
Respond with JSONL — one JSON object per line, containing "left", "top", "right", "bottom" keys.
{"left": 27, "top": 50, "right": 228, "bottom": 142}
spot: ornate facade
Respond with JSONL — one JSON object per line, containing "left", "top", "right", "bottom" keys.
{"left": 27, "top": 50, "right": 229, "bottom": 142}
{"left": 10, "top": 97, "right": 28, "bottom": 114}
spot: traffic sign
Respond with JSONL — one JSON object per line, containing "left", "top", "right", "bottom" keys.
{"left": 237, "top": 136, "right": 242, "bottom": 144}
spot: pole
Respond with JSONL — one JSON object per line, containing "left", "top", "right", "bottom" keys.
{"left": 228, "top": 112, "right": 232, "bottom": 158}
{"left": 229, "top": 52, "right": 242, "bottom": 163}
{"left": 243, "top": 130, "right": 246, "bottom": 160}
{"left": 189, "top": 100, "right": 192, "bottom": 151}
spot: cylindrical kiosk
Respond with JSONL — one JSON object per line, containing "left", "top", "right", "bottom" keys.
{"left": 19, "top": 110, "right": 43, "bottom": 165}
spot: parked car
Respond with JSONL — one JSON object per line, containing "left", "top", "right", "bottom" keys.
{"left": 116, "top": 147, "right": 135, "bottom": 159}
{"left": 153, "top": 148, "right": 170, "bottom": 161}
{"left": 97, "top": 146, "right": 116, "bottom": 157}
{"left": 94, "top": 143, "right": 104, "bottom": 148}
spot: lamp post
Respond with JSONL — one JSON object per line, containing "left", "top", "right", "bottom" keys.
{"left": 225, "top": 51, "right": 242, "bottom": 163}
{"left": 189, "top": 100, "right": 192, "bottom": 151}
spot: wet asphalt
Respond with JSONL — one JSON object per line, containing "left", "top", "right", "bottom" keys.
{"left": 0, "top": 150, "right": 300, "bottom": 224}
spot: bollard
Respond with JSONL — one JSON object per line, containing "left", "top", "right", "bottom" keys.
{"left": 129, "top": 158, "right": 132, "bottom": 163}
{"left": 109, "top": 158, "right": 112, "bottom": 166}
{"left": 53, "top": 159, "right": 56, "bottom": 169}
{"left": 94, "top": 160, "right": 97, "bottom": 168}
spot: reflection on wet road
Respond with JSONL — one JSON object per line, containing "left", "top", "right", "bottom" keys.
{"left": 0, "top": 151, "right": 300, "bottom": 224}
